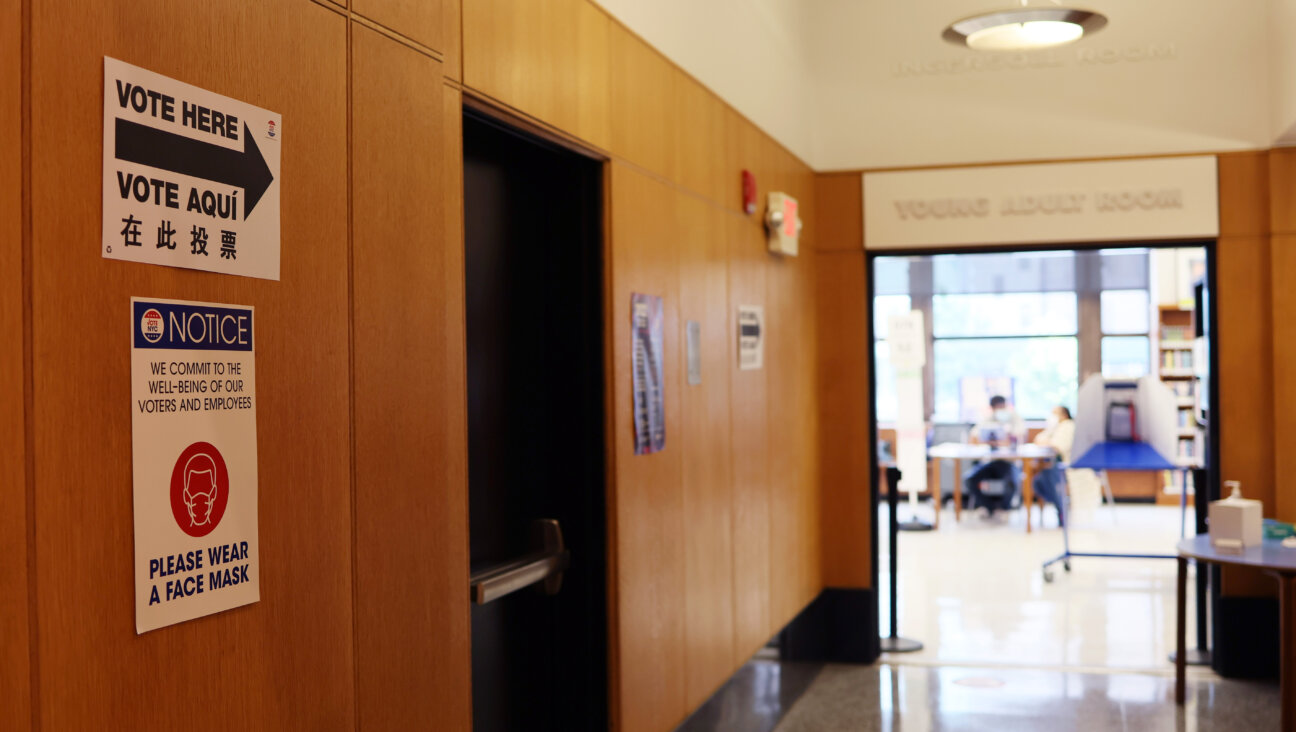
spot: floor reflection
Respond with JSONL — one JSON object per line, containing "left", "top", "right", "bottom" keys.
{"left": 775, "top": 663, "right": 1280, "bottom": 731}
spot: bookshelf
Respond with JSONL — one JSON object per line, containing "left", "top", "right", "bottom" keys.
{"left": 1158, "top": 306, "right": 1201, "bottom": 469}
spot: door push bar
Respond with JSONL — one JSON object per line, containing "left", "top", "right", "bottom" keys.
{"left": 469, "top": 519, "right": 569, "bottom": 605}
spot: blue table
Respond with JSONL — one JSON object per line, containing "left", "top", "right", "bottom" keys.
{"left": 1070, "top": 441, "right": 1177, "bottom": 471}
{"left": 1041, "top": 441, "right": 1189, "bottom": 581}
{"left": 1176, "top": 536, "right": 1296, "bottom": 726}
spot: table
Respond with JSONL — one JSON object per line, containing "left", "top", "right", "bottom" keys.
{"left": 1042, "top": 442, "right": 1188, "bottom": 581}
{"left": 1176, "top": 535, "right": 1296, "bottom": 728}
{"left": 927, "top": 443, "right": 1056, "bottom": 532}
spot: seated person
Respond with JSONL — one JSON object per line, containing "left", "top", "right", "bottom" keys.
{"left": 1031, "top": 405, "right": 1075, "bottom": 526}
{"left": 964, "top": 395, "right": 1026, "bottom": 516}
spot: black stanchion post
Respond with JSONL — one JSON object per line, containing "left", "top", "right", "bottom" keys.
{"left": 880, "top": 466, "right": 922, "bottom": 653}
{"left": 1171, "top": 467, "right": 1211, "bottom": 666}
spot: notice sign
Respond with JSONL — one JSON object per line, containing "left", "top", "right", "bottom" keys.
{"left": 104, "top": 57, "right": 281, "bottom": 280}
{"left": 738, "top": 305, "right": 764, "bottom": 370}
{"left": 131, "top": 297, "right": 259, "bottom": 633}
{"left": 631, "top": 293, "right": 665, "bottom": 455}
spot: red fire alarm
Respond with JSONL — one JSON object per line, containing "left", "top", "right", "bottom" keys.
{"left": 741, "top": 170, "right": 757, "bottom": 215}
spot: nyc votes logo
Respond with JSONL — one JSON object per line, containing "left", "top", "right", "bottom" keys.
{"left": 140, "top": 308, "right": 164, "bottom": 344}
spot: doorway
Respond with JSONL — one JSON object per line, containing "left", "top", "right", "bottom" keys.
{"left": 463, "top": 111, "right": 607, "bottom": 731}
{"left": 867, "top": 243, "right": 1220, "bottom": 672}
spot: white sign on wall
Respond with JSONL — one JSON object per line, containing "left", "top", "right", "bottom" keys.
{"left": 132, "top": 297, "right": 259, "bottom": 633}
{"left": 738, "top": 305, "right": 764, "bottom": 370}
{"left": 103, "top": 57, "right": 281, "bottom": 280}
{"left": 863, "top": 156, "right": 1218, "bottom": 250}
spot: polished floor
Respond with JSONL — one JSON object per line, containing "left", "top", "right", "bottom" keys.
{"left": 680, "top": 502, "right": 1281, "bottom": 730}
{"left": 881, "top": 502, "right": 1199, "bottom": 672}
{"left": 773, "top": 663, "right": 1279, "bottom": 731}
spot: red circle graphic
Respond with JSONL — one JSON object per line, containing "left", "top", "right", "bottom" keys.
{"left": 169, "top": 441, "right": 230, "bottom": 538}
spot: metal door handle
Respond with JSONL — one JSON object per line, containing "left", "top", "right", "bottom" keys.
{"left": 470, "top": 518, "right": 569, "bottom": 605}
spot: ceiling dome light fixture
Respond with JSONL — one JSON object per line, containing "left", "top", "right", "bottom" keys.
{"left": 943, "top": 7, "right": 1107, "bottom": 52}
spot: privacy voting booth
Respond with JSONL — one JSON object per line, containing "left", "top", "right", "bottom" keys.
{"left": 1070, "top": 374, "right": 1181, "bottom": 475}
{"left": 1042, "top": 374, "right": 1187, "bottom": 582}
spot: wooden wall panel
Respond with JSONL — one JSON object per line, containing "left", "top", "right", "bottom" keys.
{"left": 814, "top": 174, "right": 863, "bottom": 252}
{"left": 676, "top": 194, "right": 736, "bottom": 711}
{"left": 462, "top": 0, "right": 611, "bottom": 150}
{"left": 29, "top": 2, "right": 353, "bottom": 728}
{"left": 610, "top": 162, "right": 687, "bottom": 732}
{"left": 1, "top": 0, "right": 31, "bottom": 724}
{"left": 766, "top": 253, "right": 816, "bottom": 628}
{"left": 727, "top": 214, "right": 773, "bottom": 664}
{"left": 1217, "top": 151, "right": 1269, "bottom": 237}
{"left": 673, "top": 74, "right": 727, "bottom": 209}
{"left": 1268, "top": 148, "right": 1296, "bottom": 235}
{"left": 610, "top": 24, "right": 680, "bottom": 182}
{"left": 351, "top": 0, "right": 460, "bottom": 79}
{"left": 352, "top": 27, "right": 471, "bottom": 731}
{"left": 815, "top": 251, "right": 872, "bottom": 588}
{"left": 1216, "top": 236, "right": 1275, "bottom": 512}
{"left": 1274, "top": 233, "right": 1296, "bottom": 523}
{"left": 1216, "top": 235, "right": 1276, "bottom": 597}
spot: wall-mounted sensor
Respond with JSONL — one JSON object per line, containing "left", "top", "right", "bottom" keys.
{"left": 764, "top": 192, "right": 801, "bottom": 256}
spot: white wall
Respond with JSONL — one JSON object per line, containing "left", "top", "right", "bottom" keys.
{"left": 592, "top": 0, "right": 818, "bottom": 164}
{"left": 1271, "top": 0, "right": 1296, "bottom": 146}
{"left": 805, "top": 0, "right": 1271, "bottom": 170}
{"left": 598, "top": 0, "right": 1290, "bottom": 170}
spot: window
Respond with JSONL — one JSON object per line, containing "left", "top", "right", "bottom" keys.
{"left": 1100, "top": 289, "right": 1150, "bottom": 334}
{"left": 932, "top": 292, "right": 1077, "bottom": 337}
{"left": 933, "top": 337, "right": 1078, "bottom": 421}
{"left": 873, "top": 294, "right": 913, "bottom": 340}
{"left": 1100, "top": 289, "right": 1151, "bottom": 377}
{"left": 1101, "top": 336, "right": 1151, "bottom": 378}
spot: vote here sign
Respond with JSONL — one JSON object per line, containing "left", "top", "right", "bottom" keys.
{"left": 132, "top": 297, "right": 260, "bottom": 633}
{"left": 103, "top": 58, "right": 281, "bottom": 280}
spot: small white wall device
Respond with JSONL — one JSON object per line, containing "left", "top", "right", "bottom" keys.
{"left": 764, "top": 192, "right": 801, "bottom": 256}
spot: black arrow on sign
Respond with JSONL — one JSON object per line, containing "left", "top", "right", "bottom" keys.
{"left": 114, "top": 118, "right": 275, "bottom": 218}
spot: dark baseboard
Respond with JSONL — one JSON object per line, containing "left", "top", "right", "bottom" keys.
{"left": 673, "top": 587, "right": 877, "bottom": 732}
{"left": 779, "top": 587, "right": 879, "bottom": 664}
{"left": 1213, "top": 595, "right": 1279, "bottom": 680}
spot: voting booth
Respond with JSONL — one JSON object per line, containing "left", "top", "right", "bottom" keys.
{"left": 1071, "top": 374, "right": 1180, "bottom": 470}
{"left": 1042, "top": 374, "right": 1185, "bottom": 583}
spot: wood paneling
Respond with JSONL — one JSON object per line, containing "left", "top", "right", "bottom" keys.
{"left": 351, "top": 0, "right": 460, "bottom": 78}
{"left": 1273, "top": 234, "right": 1296, "bottom": 523}
{"left": 610, "top": 162, "right": 687, "bottom": 732}
{"left": 766, "top": 248, "right": 821, "bottom": 627}
{"left": 1268, "top": 148, "right": 1296, "bottom": 235}
{"left": 1217, "top": 151, "right": 1269, "bottom": 237}
{"left": 1, "top": 0, "right": 31, "bottom": 725}
{"left": 462, "top": 0, "right": 612, "bottom": 150}
{"left": 815, "top": 250, "right": 872, "bottom": 588}
{"left": 672, "top": 74, "right": 727, "bottom": 208}
{"left": 676, "top": 193, "right": 736, "bottom": 711}
{"left": 814, "top": 174, "right": 863, "bottom": 252}
{"left": 29, "top": 2, "right": 353, "bottom": 728}
{"left": 610, "top": 24, "right": 679, "bottom": 181}
{"left": 1216, "top": 234, "right": 1276, "bottom": 597}
{"left": 728, "top": 214, "right": 773, "bottom": 664}
{"left": 352, "top": 26, "right": 471, "bottom": 731}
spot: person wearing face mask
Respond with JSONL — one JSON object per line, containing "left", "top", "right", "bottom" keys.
{"left": 1030, "top": 405, "right": 1075, "bottom": 527}
{"left": 964, "top": 395, "right": 1027, "bottom": 516}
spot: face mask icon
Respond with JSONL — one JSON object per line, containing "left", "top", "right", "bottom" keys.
{"left": 170, "top": 442, "right": 228, "bottom": 538}
{"left": 183, "top": 453, "right": 219, "bottom": 526}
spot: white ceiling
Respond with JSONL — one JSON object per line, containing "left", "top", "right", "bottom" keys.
{"left": 595, "top": 0, "right": 1294, "bottom": 171}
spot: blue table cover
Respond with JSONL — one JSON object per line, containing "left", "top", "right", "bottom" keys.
{"left": 1071, "top": 441, "right": 1177, "bottom": 471}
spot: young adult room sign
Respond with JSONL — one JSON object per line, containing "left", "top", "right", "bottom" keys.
{"left": 103, "top": 57, "right": 281, "bottom": 280}
{"left": 131, "top": 297, "right": 260, "bottom": 633}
